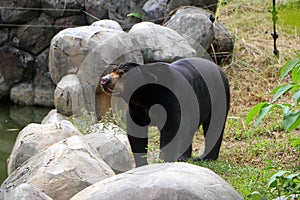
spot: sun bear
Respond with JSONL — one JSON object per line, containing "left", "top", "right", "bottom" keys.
{"left": 100, "top": 57, "right": 230, "bottom": 167}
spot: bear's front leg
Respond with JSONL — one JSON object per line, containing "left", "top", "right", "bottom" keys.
{"left": 126, "top": 108, "right": 149, "bottom": 167}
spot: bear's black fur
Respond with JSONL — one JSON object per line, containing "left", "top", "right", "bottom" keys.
{"left": 101, "top": 58, "right": 230, "bottom": 167}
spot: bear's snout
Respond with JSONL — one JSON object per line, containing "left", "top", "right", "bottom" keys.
{"left": 101, "top": 76, "right": 111, "bottom": 85}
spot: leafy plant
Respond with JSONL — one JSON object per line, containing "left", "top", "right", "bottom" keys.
{"left": 246, "top": 56, "right": 300, "bottom": 131}
{"left": 127, "top": 12, "right": 142, "bottom": 20}
{"left": 246, "top": 170, "right": 300, "bottom": 200}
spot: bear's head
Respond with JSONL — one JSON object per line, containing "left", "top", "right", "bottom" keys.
{"left": 100, "top": 62, "right": 140, "bottom": 95}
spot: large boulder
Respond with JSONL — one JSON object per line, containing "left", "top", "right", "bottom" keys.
{"left": 70, "top": 163, "right": 242, "bottom": 200}
{"left": 0, "top": 183, "right": 52, "bottom": 200}
{"left": 128, "top": 22, "right": 196, "bottom": 63}
{"left": 41, "top": 109, "right": 68, "bottom": 124}
{"left": 163, "top": 7, "right": 214, "bottom": 56}
{"left": 85, "top": 0, "right": 109, "bottom": 24}
{"left": 209, "top": 21, "right": 235, "bottom": 64}
{"left": 0, "top": 46, "right": 35, "bottom": 100}
{"left": 142, "top": 0, "right": 168, "bottom": 23}
{"left": 166, "top": 0, "right": 219, "bottom": 13}
{"left": 0, "top": 28, "right": 9, "bottom": 46}
{"left": 83, "top": 123, "right": 133, "bottom": 173}
{"left": 108, "top": 0, "right": 148, "bottom": 30}
{"left": 33, "top": 48, "right": 56, "bottom": 107}
{"left": 54, "top": 74, "right": 83, "bottom": 116}
{"left": 10, "top": 82, "right": 34, "bottom": 105}
{"left": 41, "top": 0, "right": 84, "bottom": 18}
{"left": 0, "top": 0, "right": 40, "bottom": 23}
{"left": 49, "top": 20, "right": 143, "bottom": 117}
{"left": 1, "top": 136, "right": 115, "bottom": 200}
{"left": 9, "top": 13, "right": 56, "bottom": 55}
{"left": 7, "top": 120, "right": 83, "bottom": 174}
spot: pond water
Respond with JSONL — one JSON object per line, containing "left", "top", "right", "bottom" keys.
{"left": 0, "top": 101, "right": 51, "bottom": 184}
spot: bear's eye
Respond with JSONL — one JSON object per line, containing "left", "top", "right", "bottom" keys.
{"left": 118, "top": 70, "right": 125, "bottom": 77}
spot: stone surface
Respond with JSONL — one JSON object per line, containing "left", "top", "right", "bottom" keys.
{"left": 0, "top": 0, "right": 41, "bottom": 23}
{"left": 164, "top": 7, "right": 214, "bottom": 55}
{"left": 166, "top": 0, "right": 219, "bottom": 13}
{"left": 70, "top": 163, "right": 242, "bottom": 200}
{"left": 0, "top": 46, "right": 35, "bottom": 99}
{"left": 50, "top": 22, "right": 143, "bottom": 117}
{"left": 49, "top": 25, "right": 124, "bottom": 84}
{"left": 129, "top": 22, "right": 196, "bottom": 63}
{"left": 10, "top": 13, "right": 56, "bottom": 55}
{"left": 91, "top": 19, "right": 123, "bottom": 31}
{"left": 7, "top": 120, "right": 83, "bottom": 174}
{"left": 41, "top": 109, "right": 68, "bottom": 124}
{"left": 209, "top": 21, "right": 235, "bottom": 64}
{"left": 85, "top": 0, "right": 109, "bottom": 24}
{"left": 0, "top": 183, "right": 53, "bottom": 200}
{"left": 54, "top": 74, "right": 83, "bottom": 116}
{"left": 142, "top": 0, "right": 168, "bottom": 23}
{"left": 0, "top": 28, "right": 9, "bottom": 46}
{"left": 83, "top": 123, "right": 132, "bottom": 173}
{"left": 33, "top": 48, "right": 56, "bottom": 107}
{"left": 41, "top": 0, "right": 84, "bottom": 18}
{"left": 54, "top": 15, "right": 87, "bottom": 32}
{"left": 108, "top": 0, "right": 147, "bottom": 30}
{"left": 10, "top": 82, "right": 34, "bottom": 105}
{"left": 1, "top": 136, "right": 115, "bottom": 200}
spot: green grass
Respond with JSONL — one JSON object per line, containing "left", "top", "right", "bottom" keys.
{"left": 191, "top": 160, "right": 276, "bottom": 199}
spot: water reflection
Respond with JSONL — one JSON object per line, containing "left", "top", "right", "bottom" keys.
{"left": 0, "top": 101, "right": 51, "bottom": 184}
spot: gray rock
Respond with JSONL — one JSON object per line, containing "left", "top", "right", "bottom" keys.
{"left": 142, "top": 0, "right": 167, "bottom": 23}
{"left": 0, "top": 0, "right": 40, "bottom": 23}
{"left": 164, "top": 7, "right": 214, "bottom": 56}
{"left": 10, "top": 82, "right": 34, "bottom": 105}
{"left": 54, "top": 15, "right": 87, "bottom": 32}
{"left": 7, "top": 120, "right": 83, "bottom": 175}
{"left": 91, "top": 19, "right": 123, "bottom": 31}
{"left": 0, "top": 28, "right": 9, "bottom": 46}
{"left": 129, "top": 22, "right": 196, "bottom": 63}
{"left": 70, "top": 163, "right": 242, "bottom": 200}
{"left": 50, "top": 22, "right": 143, "bottom": 118}
{"left": 83, "top": 123, "right": 133, "bottom": 173}
{"left": 0, "top": 46, "right": 34, "bottom": 99}
{"left": 167, "top": 0, "right": 218, "bottom": 13}
{"left": 34, "top": 48, "right": 56, "bottom": 107}
{"left": 0, "top": 183, "right": 52, "bottom": 200}
{"left": 41, "top": 109, "right": 68, "bottom": 124}
{"left": 54, "top": 74, "right": 83, "bottom": 116}
{"left": 49, "top": 25, "right": 123, "bottom": 84}
{"left": 209, "top": 21, "right": 235, "bottom": 64}
{"left": 85, "top": 0, "right": 109, "bottom": 24}
{"left": 41, "top": 0, "right": 84, "bottom": 18}
{"left": 10, "top": 13, "right": 56, "bottom": 55}
{"left": 108, "top": 0, "right": 147, "bottom": 30}
{"left": 1, "top": 136, "right": 115, "bottom": 200}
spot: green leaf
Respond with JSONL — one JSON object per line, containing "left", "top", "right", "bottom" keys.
{"left": 286, "top": 173, "right": 300, "bottom": 180}
{"left": 271, "top": 84, "right": 294, "bottom": 103}
{"left": 254, "top": 104, "right": 274, "bottom": 127}
{"left": 283, "top": 111, "right": 300, "bottom": 131}
{"left": 280, "top": 57, "right": 300, "bottom": 80}
{"left": 127, "top": 12, "right": 142, "bottom": 20}
{"left": 268, "top": 170, "right": 290, "bottom": 188}
{"left": 293, "top": 89, "right": 300, "bottom": 104}
{"left": 292, "top": 66, "right": 300, "bottom": 83}
{"left": 246, "top": 102, "right": 269, "bottom": 126}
